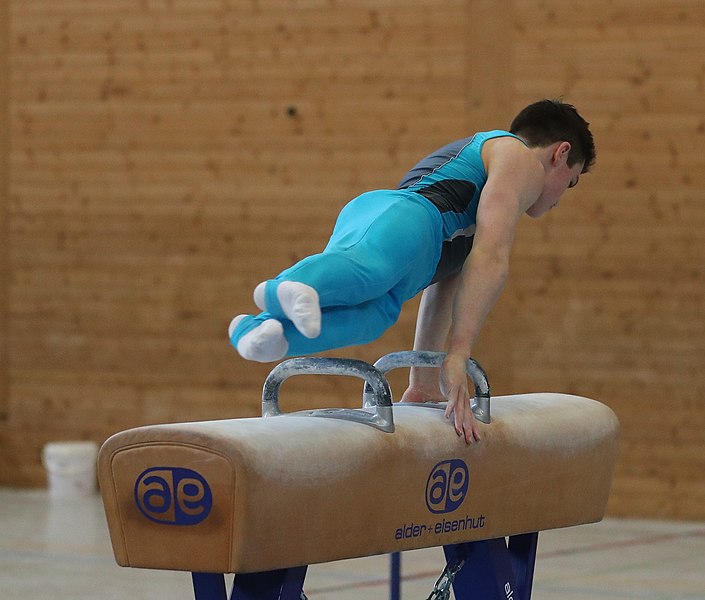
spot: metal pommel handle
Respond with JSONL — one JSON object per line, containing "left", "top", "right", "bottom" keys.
{"left": 262, "top": 357, "right": 394, "bottom": 432}
{"left": 367, "top": 350, "right": 491, "bottom": 424}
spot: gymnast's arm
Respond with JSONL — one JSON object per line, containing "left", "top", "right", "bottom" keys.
{"left": 400, "top": 272, "right": 461, "bottom": 403}
{"left": 442, "top": 140, "right": 544, "bottom": 443}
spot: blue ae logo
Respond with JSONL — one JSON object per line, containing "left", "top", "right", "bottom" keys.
{"left": 425, "top": 459, "right": 469, "bottom": 514}
{"left": 134, "top": 467, "right": 212, "bottom": 526}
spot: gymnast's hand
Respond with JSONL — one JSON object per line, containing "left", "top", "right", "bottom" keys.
{"left": 400, "top": 366, "right": 445, "bottom": 404}
{"left": 399, "top": 385, "right": 445, "bottom": 404}
{"left": 440, "top": 353, "right": 481, "bottom": 444}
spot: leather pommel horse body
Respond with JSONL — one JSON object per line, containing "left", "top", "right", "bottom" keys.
{"left": 98, "top": 352, "right": 620, "bottom": 600}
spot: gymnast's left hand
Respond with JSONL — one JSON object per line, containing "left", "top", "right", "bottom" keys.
{"left": 440, "top": 353, "right": 481, "bottom": 444}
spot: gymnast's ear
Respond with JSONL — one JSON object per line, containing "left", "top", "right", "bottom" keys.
{"left": 552, "top": 141, "right": 572, "bottom": 165}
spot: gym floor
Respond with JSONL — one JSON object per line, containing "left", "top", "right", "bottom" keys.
{"left": 1, "top": 487, "right": 704, "bottom": 600}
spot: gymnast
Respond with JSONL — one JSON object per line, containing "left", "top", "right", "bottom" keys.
{"left": 229, "top": 99, "right": 596, "bottom": 444}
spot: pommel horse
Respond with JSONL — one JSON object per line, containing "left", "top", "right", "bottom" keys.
{"left": 98, "top": 351, "right": 620, "bottom": 600}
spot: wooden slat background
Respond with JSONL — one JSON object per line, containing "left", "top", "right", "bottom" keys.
{"left": 1, "top": 0, "right": 10, "bottom": 451}
{"left": 1, "top": 0, "right": 704, "bottom": 521}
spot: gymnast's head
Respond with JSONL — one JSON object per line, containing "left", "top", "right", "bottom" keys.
{"left": 510, "top": 99, "right": 596, "bottom": 174}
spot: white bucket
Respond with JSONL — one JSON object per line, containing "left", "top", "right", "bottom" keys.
{"left": 42, "top": 441, "right": 99, "bottom": 498}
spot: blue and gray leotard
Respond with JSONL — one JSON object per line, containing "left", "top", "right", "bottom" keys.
{"left": 399, "top": 129, "right": 524, "bottom": 283}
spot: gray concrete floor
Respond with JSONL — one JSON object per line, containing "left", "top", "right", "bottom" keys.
{"left": 1, "top": 487, "right": 704, "bottom": 599}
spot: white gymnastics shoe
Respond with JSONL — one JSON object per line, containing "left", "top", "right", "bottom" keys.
{"left": 253, "top": 281, "right": 321, "bottom": 339}
{"left": 228, "top": 315, "right": 288, "bottom": 363}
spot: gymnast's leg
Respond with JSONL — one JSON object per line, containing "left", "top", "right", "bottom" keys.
{"left": 255, "top": 191, "right": 441, "bottom": 333}
{"left": 230, "top": 293, "right": 406, "bottom": 360}
{"left": 229, "top": 191, "right": 442, "bottom": 361}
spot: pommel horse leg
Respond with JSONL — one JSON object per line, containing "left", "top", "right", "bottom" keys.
{"left": 98, "top": 352, "right": 620, "bottom": 600}
{"left": 193, "top": 567, "right": 307, "bottom": 600}
{"left": 441, "top": 533, "right": 538, "bottom": 600}
{"left": 192, "top": 536, "right": 536, "bottom": 600}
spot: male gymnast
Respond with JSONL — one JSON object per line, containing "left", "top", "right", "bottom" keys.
{"left": 229, "top": 99, "right": 596, "bottom": 443}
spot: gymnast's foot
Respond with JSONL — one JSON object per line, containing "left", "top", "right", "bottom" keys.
{"left": 253, "top": 281, "right": 321, "bottom": 339}
{"left": 228, "top": 315, "right": 288, "bottom": 362}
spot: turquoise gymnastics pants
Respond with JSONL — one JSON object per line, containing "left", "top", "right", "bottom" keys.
{"left": 230, "top": 190, "right": 443, "bottom": 357}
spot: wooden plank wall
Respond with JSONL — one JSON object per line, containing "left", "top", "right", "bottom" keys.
{"left": 473, "top": 1, "right": 705, "bottom": 520}
{"left": 0, "top": 0, "right": 10, "bottom": 449}
{"left": 2, "top": 0, "right": 468, "bottom": 482}
{"left": 1, "top": 0, "right": 704, "bottom": 521}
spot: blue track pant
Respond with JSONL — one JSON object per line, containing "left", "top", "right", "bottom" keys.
{"left": 230, "top": 190, "right": 443, "bottom": 357}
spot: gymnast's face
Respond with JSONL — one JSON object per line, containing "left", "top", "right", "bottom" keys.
{"left": 526, "top": 143, "right": 584, "bottom": 218}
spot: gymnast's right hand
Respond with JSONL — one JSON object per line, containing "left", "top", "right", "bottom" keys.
{"left": 440, "top": 353, "right": 481, "bottom": 444}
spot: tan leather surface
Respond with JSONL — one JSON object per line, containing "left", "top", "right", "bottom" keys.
{"left": 98, "top": 393, "right": 620, "bottom": 573}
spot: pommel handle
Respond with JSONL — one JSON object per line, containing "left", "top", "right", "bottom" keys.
{"left": 366, "top": 350, "right": 491, "bottom": 424}
{"left": 262, "top": 357, "right": 394, "bottom": 433}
